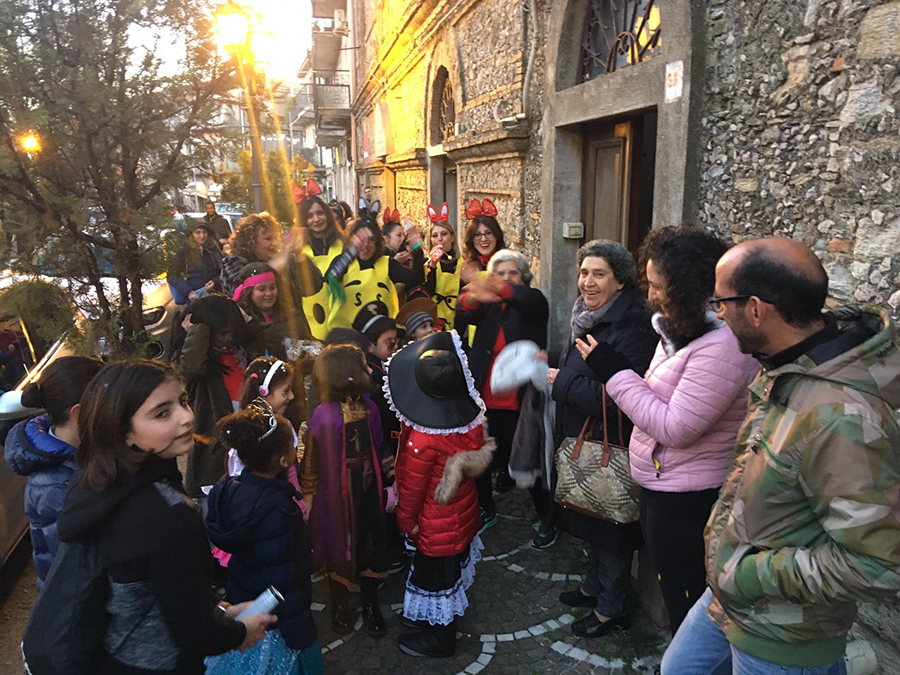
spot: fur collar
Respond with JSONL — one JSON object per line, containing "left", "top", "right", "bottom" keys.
{"left": 434, "top": 437, "right": 496, "bottom": 505}
{"left": 652, "top": 310, "right": 724, "bottom": 356}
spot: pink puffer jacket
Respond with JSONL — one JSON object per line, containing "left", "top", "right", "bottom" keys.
{"left": 606, "top": 321, "right": 759, "bottom": 492}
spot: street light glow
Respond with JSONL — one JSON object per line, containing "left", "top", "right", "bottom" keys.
{"left": 19, "top": 133, "right": 41, "bottom": 154}
{"left": 215, "top": 0, "right": 308, "bottom": 81}
{"left": 215, "top": 2, "right": 250, "bottom": 49}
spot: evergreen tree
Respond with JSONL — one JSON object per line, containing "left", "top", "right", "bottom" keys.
{"left": 0, "top": 0, "right": 237, "bottom": 354}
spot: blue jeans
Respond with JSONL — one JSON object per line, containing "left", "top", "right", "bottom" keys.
{"left": 661, "top": 589, "right": 846, "bottom": 675}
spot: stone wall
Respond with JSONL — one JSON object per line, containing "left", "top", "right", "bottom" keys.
{"left": 697, "top": 0, "right": 900, "bottom": 313}
{"left": 350, "top": 0, "right": 548, "bottom": 267}
{"left": 697, "top": 1, "right": 900, "bottom": 668}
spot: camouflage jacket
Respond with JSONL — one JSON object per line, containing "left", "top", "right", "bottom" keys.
{"left": 705, "top": 305, "right": 900, "bottom": 668}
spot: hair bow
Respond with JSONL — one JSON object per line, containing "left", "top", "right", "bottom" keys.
{"left": 383, "top": 208, "right": 401, "bottom": 226}
{"left": 292, "top": 177, "right": 323, "bottom": 203}
{"left": 465, "top": 198, "right": 498, "bottom": 220}
{"left": 427, "top": 202, "right": 449, "bottom": 223}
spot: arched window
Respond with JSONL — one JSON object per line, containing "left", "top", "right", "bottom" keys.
{"left": 580, "top": 0, "right": 662, "bottom": 82}
{"left": 431, "top": 66, "right": 456, "bottom": 146}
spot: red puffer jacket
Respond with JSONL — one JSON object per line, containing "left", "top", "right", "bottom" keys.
{"left": 395, "top": 424, "right": 494, "bottom": 557}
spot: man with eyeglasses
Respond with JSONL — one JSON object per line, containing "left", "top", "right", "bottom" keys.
{"left": 663, "top": 237, "right": 900, "bottom": 675}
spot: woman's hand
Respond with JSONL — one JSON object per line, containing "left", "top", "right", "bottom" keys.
{"left": 534, "top": 350, "right": 548, "bottom": 363}
{"left": 547, "top": 367, "right": 559, "bottom": 387}
{"left": 181, "top": 313, "right": 193, "bottom": 332}
{"left": 411, "top": 524, "right": 419, "bottom": 535}
{"left": 301, "top": 493, "right": 314, "bottom": 522}
{"left": 350, "top": 228, "right": 371, "bottom": 251}
{"left": 394, "top": 250, "right": 412, "bottom": 265}
{"left": 237, "top": 613, "right": 278, "bottom": 652}
{"left": 204, "top": 280, "right": 216, "bottom": 292}
{"left": 462, "top": 275, "right": 506, "bottom": 306}
{"left": 575, "top": 334, "right": 599, "bottom": 360}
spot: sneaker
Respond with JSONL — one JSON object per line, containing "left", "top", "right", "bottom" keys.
{"left": 532, "top": 523, "right": 560, "bottom": 549}
{"left": 495, "top": 471, "right": 515, "bottom": 493}
{"left": 479, "top": 508, "right": 498, "bottom": 534}
{"left": 387, "top": 548, "right": 409, "bottom": 575}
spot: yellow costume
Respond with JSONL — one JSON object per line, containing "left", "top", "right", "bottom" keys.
{"left": 301, "top": 239, "right": 344, "bottom": 340}
{"left": 327, "top": 256, "right": 399, "bottom": 330}
{"left": 430, "top": 258, "right": 461, "bottom": 331}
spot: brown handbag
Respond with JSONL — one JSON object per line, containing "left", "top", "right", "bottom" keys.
{"left": 553, "top": 385, "right": 640, "bottom": 524}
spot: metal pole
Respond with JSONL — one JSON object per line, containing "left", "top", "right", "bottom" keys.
{"left": 246, "top": 87, "right": 265, "bottom": 213}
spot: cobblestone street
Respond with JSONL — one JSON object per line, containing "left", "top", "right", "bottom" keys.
{"left": 0, "top": 485, "right": 666, "bottom": 674}
{"left": 316, "top": 488, "right": 665, "bottom": 675}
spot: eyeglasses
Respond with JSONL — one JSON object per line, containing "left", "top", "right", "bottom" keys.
{"left": 473, "top": 231, "right": 494, "bottom": 240}
{"left": 708, "top": 295, "right": 772, "bottom": 312}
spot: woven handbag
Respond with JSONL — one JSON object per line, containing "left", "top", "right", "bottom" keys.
{"left": 553, "top": 385, "right": 640, "bottom": 524}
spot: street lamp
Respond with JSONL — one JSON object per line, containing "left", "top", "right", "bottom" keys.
{"left": 18, "top": 133, "right": 41, "bottom": 156}
{"left": 215, "top": 1, "right": 250, "bottom": 50}
{"left": 215, "top": 1, "right": 265, "bottom": 213}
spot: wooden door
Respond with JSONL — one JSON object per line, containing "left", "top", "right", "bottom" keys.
{"left": 582, "top": 121, "right": 633, "bottom": 245}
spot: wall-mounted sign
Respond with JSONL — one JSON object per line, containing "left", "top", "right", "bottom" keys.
{"left": 374, "top": 102, "right": 394, "bottom": 157}
{"left": 665, "top": 60, "right": 684, "bottom": 103}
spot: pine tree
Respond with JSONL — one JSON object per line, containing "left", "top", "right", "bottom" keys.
{"left": 0, "top": 0, "right": 237, "bottom": 354}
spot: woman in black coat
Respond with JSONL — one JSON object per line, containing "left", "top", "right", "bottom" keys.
{"left": 455, "top": 249, "right": 549, "bottom": 526}
{"left": 545, "top": 240, "right": 656, "bottom": 640}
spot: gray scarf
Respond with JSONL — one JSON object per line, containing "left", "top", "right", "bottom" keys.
{"left": 570, "top": 291, "right": 623, "bottom": 342}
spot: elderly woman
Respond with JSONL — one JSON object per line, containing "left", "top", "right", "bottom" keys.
{"left": 576, "top": 227, "right": 759, "bottom": 634}
{"left": 456, "top": 249, "right": 548, "bottom": 529}
{"left": 221, "top": 212, "right": 323, "bottom": 338}
{"left": 548, "top": 240, "right": 657, "bottom": 639}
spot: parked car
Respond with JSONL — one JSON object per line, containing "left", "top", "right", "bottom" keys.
{"left": 0, "top": 276, "right": 180, "bottom": 565}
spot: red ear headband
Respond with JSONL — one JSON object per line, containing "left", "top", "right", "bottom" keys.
{"left": 465, "top": 198, "right": 498, "bottom": 220}
{"left": 292, "top": 177, "right": 323, "bottom": 203}
{"left": 383, "top": 208, "right": 401, "bottom": 226}
{"left": 427, "top": 202, "right": 449, "bottom": 223}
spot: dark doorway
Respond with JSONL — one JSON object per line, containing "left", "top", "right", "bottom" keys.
{"left": 429, "top": 154, "right": 458, "bottom": 232}
{"left": 581, "top": 110, "right": 656, "bottom": 253}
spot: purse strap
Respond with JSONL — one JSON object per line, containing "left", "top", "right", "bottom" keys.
{"left": 571, "top": 415, "right": 592, "bottom": 461}
{"left": 600, "top": 385, "right": 626, "bottom": 468}
{"left": 572, "top": 386, "right": 627, "bottom": 465}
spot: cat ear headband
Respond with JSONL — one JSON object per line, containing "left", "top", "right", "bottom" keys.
{"left": 427, "top": 202, "right": 449, "bottom": 223}
{"left": 292, "top": 177, "right": 323, "bottom": 203}
{"left": 465, "top": 198, "right": 498, "bottom": 220}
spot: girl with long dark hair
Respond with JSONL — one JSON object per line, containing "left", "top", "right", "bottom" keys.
{"left": 55, "top": 360, "right": 274, "bottom": 674}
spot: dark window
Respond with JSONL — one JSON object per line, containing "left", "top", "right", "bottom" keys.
{"left": 439, "top": 76, "right": 456, "bottom": 144}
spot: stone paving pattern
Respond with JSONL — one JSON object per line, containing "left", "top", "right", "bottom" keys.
{"left": 0, "top": 484, "right": 666, "bottom": 673}
{"left": 315, "top": 487, "right": 666, "bottom": 674}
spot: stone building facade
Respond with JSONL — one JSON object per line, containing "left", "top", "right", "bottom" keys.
{"left": 350, "top": 0, "right": 900, "bottom": 665}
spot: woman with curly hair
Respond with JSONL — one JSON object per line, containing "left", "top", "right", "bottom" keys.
{"left": 575, "top": 226, "right": 759, "bottom": 635}
{"left": 221, "top": 212, "right": 323, "bottom": 338}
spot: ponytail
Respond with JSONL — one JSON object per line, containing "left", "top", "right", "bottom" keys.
{"left": 23, "top": 356, "right": 104, "bottom": 425}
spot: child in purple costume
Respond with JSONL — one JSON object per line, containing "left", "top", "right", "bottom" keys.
{"left": 300, "top": 344, "right": 390, "bottom": 638}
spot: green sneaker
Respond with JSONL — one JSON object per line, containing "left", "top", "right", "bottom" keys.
{"left": 479, "top": 508, "right": 498, "bottom": 534}
{"left": 532, "top": 522, "right": 560, "bottom": 549}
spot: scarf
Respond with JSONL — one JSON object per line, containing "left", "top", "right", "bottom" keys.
{"left": 570, "top": 291, "right": 623, "bottom": 342}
